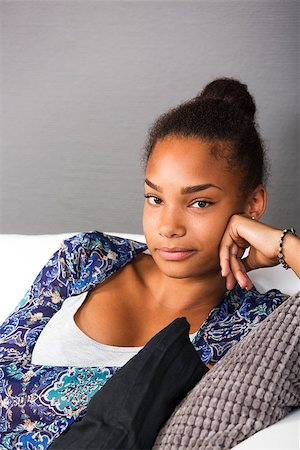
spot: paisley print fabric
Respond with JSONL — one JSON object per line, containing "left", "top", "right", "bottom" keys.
{"left": 0, "top": 231, "right": 288, "bottom": 449}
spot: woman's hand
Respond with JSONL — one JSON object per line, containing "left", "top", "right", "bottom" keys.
{"left": 219, "top": 214, "right": 300, "bottom": 290}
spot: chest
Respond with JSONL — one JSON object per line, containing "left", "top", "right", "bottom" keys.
{"left": 73, "top": 266, "right": 193, "bottom": 347}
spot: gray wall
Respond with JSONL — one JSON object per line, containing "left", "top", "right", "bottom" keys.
{"left": 1, "top": 0, "right": 299, "bottom": 235}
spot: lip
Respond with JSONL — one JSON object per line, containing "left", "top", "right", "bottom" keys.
{"left": 158, "top": 247, "right": 194, "bottom": 252}
{"left": 156, "top": 247, "right": 196, "bottom": 261}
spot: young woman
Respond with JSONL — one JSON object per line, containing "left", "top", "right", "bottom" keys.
{"left": 0, "top": 78, "right": 299, "bottom": 449}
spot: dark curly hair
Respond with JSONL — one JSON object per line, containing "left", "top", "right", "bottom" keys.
{"left": 142, "top": 78, "right": 269, "bottom": 194}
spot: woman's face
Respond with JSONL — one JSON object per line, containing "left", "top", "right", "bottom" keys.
{"left": 143, "top": 135, "right": 247, "bottom": 280}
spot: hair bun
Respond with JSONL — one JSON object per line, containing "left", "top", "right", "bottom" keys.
{"left": 198, "top": 77, "right": 256, "bottom": 120}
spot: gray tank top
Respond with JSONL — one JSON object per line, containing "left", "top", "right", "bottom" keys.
{"left": 32, "top": 292, "right": 197, "bottom": 367}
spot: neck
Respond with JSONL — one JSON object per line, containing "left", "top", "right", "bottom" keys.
{"left": 144, "top": 258, "right": 227, "bottom": 316}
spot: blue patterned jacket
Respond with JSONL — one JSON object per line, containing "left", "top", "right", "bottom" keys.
{"left": 0, "top": 231, "right": 287, "bottom": 449}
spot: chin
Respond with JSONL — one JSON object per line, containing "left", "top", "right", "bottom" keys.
{"left": 153, "top": 259, "right": 204, "bottom": 280}
{"left": 152, "top": 252, "right": 220, "bottom": 280}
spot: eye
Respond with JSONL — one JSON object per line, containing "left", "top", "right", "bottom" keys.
{"left": 144, "top": 194, "right": 163, "bottom": 205}
{"left": 190, "top": 200, "right": 213, "bottom": 208}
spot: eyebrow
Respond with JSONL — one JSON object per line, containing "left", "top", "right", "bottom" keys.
{"left": 144, "top": 178, "right": 223, "bottom": 194}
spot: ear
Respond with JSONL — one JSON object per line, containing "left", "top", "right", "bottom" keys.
{"left": 243, "top": 185, "right": 267, "bottom": 220}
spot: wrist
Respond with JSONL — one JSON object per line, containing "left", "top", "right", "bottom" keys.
{"left": 279, "top": 233, "right": 300, "bottom": 277}
{"left": 278, "top": 228, "right": 297, "bottom": 269}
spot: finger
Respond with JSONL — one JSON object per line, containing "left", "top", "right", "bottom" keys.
{"left": 241, "top": 256, "right": 251, "bottom": 272}
{"left": 230, "top": 252, "right": 253, "bottom": 290}
{"left": 245, "top": 276, "right": 253, "bottom": 291}
{"left": 221, "top": 254, "right": 231, "bottom": 278}
{"left": 219, "top": 220, "right": 250, "bottom": 278}
{"left": 228, "top": 243, "right": 246, "bottom": 285}
{"left": 225, "top": 270, "right": 236, "bottom": 290}
{"left": 220, "top": 220, "right": 251, "bottom": 275}
{"left": 231, "top": 242, "right": 246, "bottom": 259}
{"left": 239, "top": 255, "right": 254, "bottom": 290}
{"left": 219, "top": 235, "right": 234, "bottom": 277}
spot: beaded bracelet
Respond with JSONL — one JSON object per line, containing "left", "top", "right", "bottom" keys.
{"left": 278, "top": 228, "right": 297, "bottom": 269}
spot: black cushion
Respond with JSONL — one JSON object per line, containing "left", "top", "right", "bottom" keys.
{"left": 50, "top": 317, "right": 208, "bottom": 450}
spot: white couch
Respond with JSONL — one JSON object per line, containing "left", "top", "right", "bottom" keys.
{"left": 0, "top": 232, "right": 299, "bottom": 450}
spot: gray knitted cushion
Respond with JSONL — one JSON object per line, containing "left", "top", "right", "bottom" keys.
{"left": 153, "top": 291, "right": 300, "bottom": 450}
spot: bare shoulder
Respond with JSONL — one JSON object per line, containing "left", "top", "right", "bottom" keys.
{"left": 73, "top": 253, "right": 154, "bottom": 346}
{"left": 129, "top": 252, "right": 157, "bottom": 286}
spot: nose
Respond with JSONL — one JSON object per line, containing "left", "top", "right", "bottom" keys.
{"left": 158, "top": 207, "right": 186, "bottom": 238}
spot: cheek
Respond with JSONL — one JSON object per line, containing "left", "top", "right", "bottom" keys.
{"left": 143, "top": 201, "right": 162, "bottom": 220}
{"left": 188, "top": 213, "right": 230, "bottom": 246}
{"left": 142, "top": 217, "right": 157, "bottom": 255}
{"left": 142, "top": 205, "right": 154, "bottom": 237}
